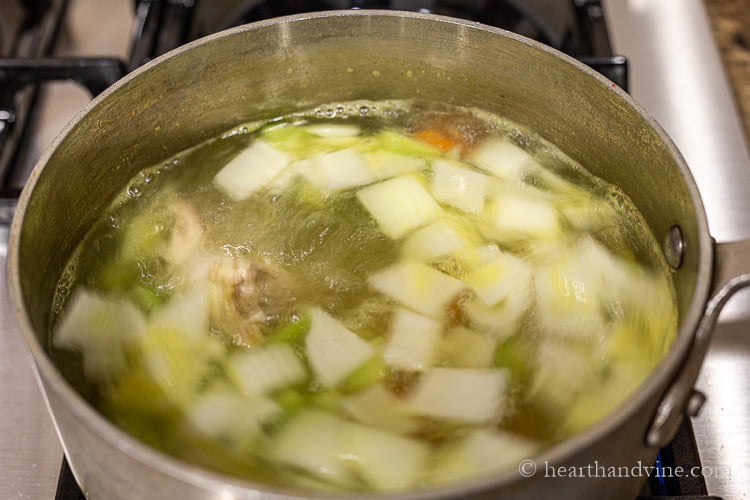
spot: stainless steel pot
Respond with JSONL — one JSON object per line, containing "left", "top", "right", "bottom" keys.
{"left": 8, "top": 10, "right": 750, "bottom": 500}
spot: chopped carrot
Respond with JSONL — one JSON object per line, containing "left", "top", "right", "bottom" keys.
{"left": 414, "top": 129, "right": 462, "bottom": 153}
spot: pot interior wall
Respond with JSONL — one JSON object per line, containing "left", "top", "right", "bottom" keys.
{"left": 18, "top": 12, "right": 701, "bottom": 357}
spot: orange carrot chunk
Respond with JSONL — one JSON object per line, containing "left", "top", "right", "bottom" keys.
{"left": 414, "top": 129, "right": 462, "bottom": 153}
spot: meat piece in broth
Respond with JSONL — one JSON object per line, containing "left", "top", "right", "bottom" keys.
{"left": 165, "top": 200, "right": 204, "bottom": 267}
{"left": 208, "top": 256, "right": 297, "bottom": 346}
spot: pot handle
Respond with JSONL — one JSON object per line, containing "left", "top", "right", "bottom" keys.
{"left": 0, "top": 189, "right": 19, "bottom": 226}
{"left": 646, "top": 239, "right": 750, "bottom": 448}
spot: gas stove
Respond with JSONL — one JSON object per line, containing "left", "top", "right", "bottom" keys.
{"left": 0, "top": 1, "right": 747, "bottom": 498}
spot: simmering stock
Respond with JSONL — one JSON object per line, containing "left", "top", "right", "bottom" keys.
{"left": 50, "top": 100, "right": 677, "bottom": 493}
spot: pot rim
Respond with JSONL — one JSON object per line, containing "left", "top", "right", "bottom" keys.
{"left": 7, "top": 9, "right": 713, "bottom": 499}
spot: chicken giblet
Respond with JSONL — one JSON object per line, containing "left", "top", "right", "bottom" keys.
{"left": 208, "top": 256, "right": 297, "bottom": 347}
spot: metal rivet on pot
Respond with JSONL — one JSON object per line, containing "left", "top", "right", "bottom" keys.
{"left": 686, "top": 390, "right": 707, "bottom": 417}
{"left": 664, "top": 225, "right": 684, "bottom": 269}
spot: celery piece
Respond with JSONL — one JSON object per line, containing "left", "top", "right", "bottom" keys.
{"left": 363, "top": 150, "right": 426, "bottom": 181}
{"left": 305, "top": 307, "right": 375, "bottom": 387}
{"left": 493, "top": 335, "right": 534, "bottom": 383}
{"left": 340, "top": 356, "right": 387, "bottom": 393}
{"left": 227, "top": 343, "right": 308, "bottom": 397}
{"left": 430, "top": 159, "right": 493, "bottom": 214}
{"left": 273, "top": 387, "right": 308, "bottom": 414}
{"left": 369, "top": 260, "right": 464, "bottom": 318}
{"left": 213, "top": 140, "right": 291, "bottom": 201}
{"left": 356, "top": 175, "right": 444, "bottom": 239}
{"left": 560, "top": 195, "right": 613, "bottom": 232}
{"left": 376, "top": 130, "right": 443, "bottom": 158}
{"left": 310, "top": 391, "right": 342, "bottom": 412}
{"left": 259, "top": 124, "right": 316, "bottom": 154}
{"left": 268, "top": 314, "right": 311, "bottom": 345}
{"left": 139, "top": 324, "right": 225, "bottom": 406}
{"left": 95, "top": 262, "right": 140, "bottom": 293}
{"left": 105, "top": 365, "right": 176, "bottom": 421}
{"left": 262, "top": 123, "right": 360, "bottom": 155}
{"left": 407, "top": 367, "right": 508, "bottom": 423}
{"left": 129, "top": 283, "right": 168, "bottom": 313}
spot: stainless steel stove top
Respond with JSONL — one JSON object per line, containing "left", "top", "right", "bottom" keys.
{"left": 604, "top": 2, "right": 750, "bottom": 497}
{"left": 1, "top": 0, "right": 748, "bottom": 498}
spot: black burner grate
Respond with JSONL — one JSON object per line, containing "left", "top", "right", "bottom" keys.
{"left": 55, "top": 459, "right": 84, "bottom": 500}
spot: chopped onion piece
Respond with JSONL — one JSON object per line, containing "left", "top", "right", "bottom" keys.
{"left": 356, "top": 175, "right": 443, "bottom": 239}
{"left": 369, "top": 260, "right": 464, "bottom": 317}
{"left": 530, "top": 339, "right": 600, "bottom": 413}
{"left": 383, "top": 308, "right": 441, "bottom": 371}
{"left": 185, "top": 385, "right": 280, "bottom": 445}
{"left": 465, "top": 252, "right": 533, "bottom": 307}
{"left": 228, "top": 343, "right": 307, "bottom": 397}
{"left": 341, "top": 385, "right": 418, "bottom": 433}
{"left": 306, "top": 307, "right": 375, "bottom": 387}
{"left": 401, "top": 219, "right": 476, "bottom": 261}
{"left": 267, "top": 159, "right": 308, "bottom": 190}
{"left": 149, "top": 288, "right": 209, "bottom": 344}
{"left": 165, "top": 201, "right": 203, "bottom": 267}
{"left": 54, "top": 288, "right": 147, "bottom": 378}
{"left": 408, "top": 367, "right": 508, "bottom": 423}
{"left": 274, "top": 410, "right": 429, "bottom": 491}
{"left": 462, "top": 289, "right": 532, "bottom": 340}
{"left": 459, "top": 244, "right": 502, "bottom": 267}
{"left": 302, "top": 148, "right": 375, "bottom": 193}
{"left": 430, "top": 429, "right": 539, "bottom": 484}
{"left": 345, "top": 420, "right": 430, "bottom": 491}
{"left": 213, "top": 140, "right": 291, "bottom": 200}
{"left": 534, "top": 242, "right": 610, "bottom": 340}
{"left": 273, "top": 410, "right": 355, "bottom": 487}
{"left": 431, "top": 159, "right": 493, "bottom": 214}
{"left": 441, "top": 327, "right": 497, "bottom": 368}
{"left": 306, "top": 124, "right": 361, "bottom": 137}
{"left": 469, "top": 137, "right": 540, "bottom": 180}
{"left": 487, "top": 189, "right": 561, "bottom": 242}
